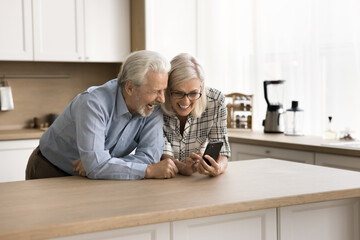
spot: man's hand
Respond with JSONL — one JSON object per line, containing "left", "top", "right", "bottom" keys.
{"left": 145, "top": 159, "right": 178, "bottom": 179}
{"left": 73, "top": 158, "right": 86, "bottom": 177}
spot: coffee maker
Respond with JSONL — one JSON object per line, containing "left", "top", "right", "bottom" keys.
{"left": 263, "top": 80, "right": 285, "bottom": 133}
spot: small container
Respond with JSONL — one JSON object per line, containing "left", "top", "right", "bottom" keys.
{"left": 323, "top": 116, "right": 337, "bottom": 140}
{"left": 235, "top": 115, "right": 241, "bottom": 128}
{"left": 285, "top": 101, "right": 304, "bottom": 136}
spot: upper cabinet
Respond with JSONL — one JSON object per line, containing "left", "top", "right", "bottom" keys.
{"left": 0, "top": 0, "right": 33, "bottom": 60}
{"left": 32, "top": 0, "right": 84, "bottom": 61}
{"left": 0, "top": 0, "right": 130, "bottom": 62}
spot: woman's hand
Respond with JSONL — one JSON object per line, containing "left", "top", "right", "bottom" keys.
{"left": 198, "top": 153, "right": 228, "bottom": 177}
{"left": 182, "top": 153, "right": 200, "bottom": 175}
{"left": 73, "top": 158, "right": 87, "bottom": 177}
{"left": 161, "top": 154, "right": 199, "bottom": 176}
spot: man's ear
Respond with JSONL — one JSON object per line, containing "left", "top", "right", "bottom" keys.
{"left": 124, "top": 81, "right": 135, "bottom": 96}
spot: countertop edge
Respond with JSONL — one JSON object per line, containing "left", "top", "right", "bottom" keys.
{"left": 0, "top": 129, "right": 43, "bottom": 141}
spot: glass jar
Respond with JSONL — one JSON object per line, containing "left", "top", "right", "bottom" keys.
{"left": 285, "top": 101, "right": 304, "bottom": 136}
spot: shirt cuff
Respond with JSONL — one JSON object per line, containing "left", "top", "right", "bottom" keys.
{"left": 131, "top": 162, "right": 148, "bottom": 179}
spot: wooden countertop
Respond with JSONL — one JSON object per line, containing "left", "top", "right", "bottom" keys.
{"left": 1, "top": 159, "right": 360, "bottom": 240}
{"left": 0, "top": 129, "right": 43, "bottom": 141}
{"left": 228, "top": 129, "right": 360, "bottom": 157}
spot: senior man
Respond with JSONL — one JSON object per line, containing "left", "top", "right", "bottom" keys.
{"left": 26, "top": 50, "right": 178, "bottom": 180}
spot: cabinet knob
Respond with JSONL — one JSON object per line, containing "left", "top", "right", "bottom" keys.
{"left": 265, "top": 150, "right": 271, "bottom": 154}
{"left": 78, "top": 56, "right": 82, "bottom": 60}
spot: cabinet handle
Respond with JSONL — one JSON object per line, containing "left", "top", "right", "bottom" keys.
{"left": 265, "top": 150, "right": 270, "bottom": 154}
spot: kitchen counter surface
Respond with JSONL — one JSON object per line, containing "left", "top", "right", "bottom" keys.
{"left": 228, "top": 129, "right": 360, "bottom": 157}
{"left": 2, "top": 129, "right": 359, "bottom": 157}
{"left": 1, "top": 159, "right": 360, "bottom": 240}
{"left": 0, "top": 129, "right": 43, "bottom": 141}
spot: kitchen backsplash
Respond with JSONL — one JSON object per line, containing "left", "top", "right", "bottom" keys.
{"left": 0, "top": 61, "right": 120, "bottom": 130}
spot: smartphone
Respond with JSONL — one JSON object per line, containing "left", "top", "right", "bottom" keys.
{"left": 202, "top": 141, "right": 223, "bottom": 165}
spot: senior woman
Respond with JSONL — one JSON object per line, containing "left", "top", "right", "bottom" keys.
{"left": 161, "top": 53, "right": 231, "bottom": 177}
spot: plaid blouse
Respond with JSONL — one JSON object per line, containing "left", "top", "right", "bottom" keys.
{"left": 163, "top": 87, "right": 231, "bottom": 162}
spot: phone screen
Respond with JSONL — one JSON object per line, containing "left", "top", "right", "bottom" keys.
{"left": 202, "top": 141, "right": 223, "bottom": 165}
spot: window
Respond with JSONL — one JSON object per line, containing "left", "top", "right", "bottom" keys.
{"left": 197, "top": 0, "right": 360, "bottom": 138}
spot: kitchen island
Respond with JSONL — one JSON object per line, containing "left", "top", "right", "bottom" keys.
{"left": 0, "top": 159, "right": 360, "bottom": 240}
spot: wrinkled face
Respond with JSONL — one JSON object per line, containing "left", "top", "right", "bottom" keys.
{"left": 127, "top": 71, "right": 168, "bottom": 117}
{"left": 170, "top": 78, "right": 202, "bottom": 118}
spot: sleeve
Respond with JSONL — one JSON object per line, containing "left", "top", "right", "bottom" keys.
{"left": 74, "top": 94, "right": 164, "bottom": 180}
{"left": 208, "top": 93, "right": 231, "bottom": 157}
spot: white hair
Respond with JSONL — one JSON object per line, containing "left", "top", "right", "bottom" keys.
{"left": 117, "top": 50, "right": 170, "bottom": 89}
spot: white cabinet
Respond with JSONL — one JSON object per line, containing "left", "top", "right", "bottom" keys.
{"left": 32, "top": 0, "right": 84, "bottom": 61}
{"left": 51, "top": 223, "right": 170, "bottom": 240}
{"left": 0, "top": 139, "right": 39, "bottom": 182}
{"left": 279, "top": 198, "right": 360, "bottom": 240}
{"left": 230, "top": 143, "right": 315, "bottom": 164}
{"left": 315, "top": 153, "right": 360, "bottom": 171}
{"left": 0, "top": 0, "right": 130, "bottom": 62}
{"left": 50, "top": 198, "right": 360, "bottom": 240}
{"left": 230, "top": 142, "right": 360, "bottom": 171}
{"left": 83, "top": 0, "right": 130, "bottom": 62}
{"left": 0, "top": 0, "right": 33, "bottom": 60}
{"left": 172, "top": 209, "right": 277, "bottom": 240}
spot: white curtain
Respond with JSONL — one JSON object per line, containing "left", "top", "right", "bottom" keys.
{"left": 197, "top": 0, "right": 360, "bottom": 138}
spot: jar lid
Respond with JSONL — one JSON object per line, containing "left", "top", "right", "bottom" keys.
{"left": 287, "top": 101, "right": 303, "bottom": 112}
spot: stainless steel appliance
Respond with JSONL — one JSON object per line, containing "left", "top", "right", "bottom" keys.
{"left": 263, "top": 80, "right": 285, "bottom": 133}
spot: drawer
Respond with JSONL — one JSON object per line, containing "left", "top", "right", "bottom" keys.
{"left": 230, "top": 143, "right": 315, "bottom": 164}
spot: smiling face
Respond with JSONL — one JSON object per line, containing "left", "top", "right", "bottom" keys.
{"left": 126, "top": 70, "right": 168, "bottom": 117}
{"left": 170, "top": 78, "right": 202, "bottom": 118}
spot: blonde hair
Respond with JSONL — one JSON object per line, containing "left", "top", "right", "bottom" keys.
{"left": 117, "top": 50, "right": 170, "bottom": 89}
{"left": 161, "top": 53, "right": 207, "bottom": 118}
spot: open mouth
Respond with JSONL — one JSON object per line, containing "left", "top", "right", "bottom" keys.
{"left": 147, "top": 102, "right": 158, "bottom": 110}
{"left": 178, "top": 103, "right": 191, "bottom": 109}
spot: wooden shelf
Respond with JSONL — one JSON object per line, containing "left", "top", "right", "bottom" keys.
{"left": 225, "top": 92, "right": 253, "bottom": 130}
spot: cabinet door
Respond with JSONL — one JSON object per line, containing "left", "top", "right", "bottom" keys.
{"left": 50, "top": 223, "right": 170, "bottom": 240}
{"left": 230, "top": 143, "right": 315, "bottom": 164}
{"left": 279, "top": 198, "right": 360, "bottom": 240}
{"left": 315, "top": 153, "right": 360, "bottom": 171}
{"left": 0, "top": 0, "right": 33, "bottom": 60}
{"left": 172, "top": 209, "right": 277, "bottom": 240}
{"left": 83, "top": 0, "right": 130, "bottom": 62}
{"left": 0, "top": 139, "right": 39, "bottom": 182}
{"left": 33, "top": 0, "right": 84, "bottom": 61}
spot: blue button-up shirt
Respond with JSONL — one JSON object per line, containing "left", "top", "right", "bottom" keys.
{"left": 39, "top": 79, "right": 164, "bottom": 180}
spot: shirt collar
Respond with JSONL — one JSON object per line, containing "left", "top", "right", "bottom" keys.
{"left": 116, "top": 87, "right": 131, "bottom": 118}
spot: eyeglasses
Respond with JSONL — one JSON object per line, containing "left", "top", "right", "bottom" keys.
{"left": 170, "top": 91, "right": 202, "bottom": 100}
